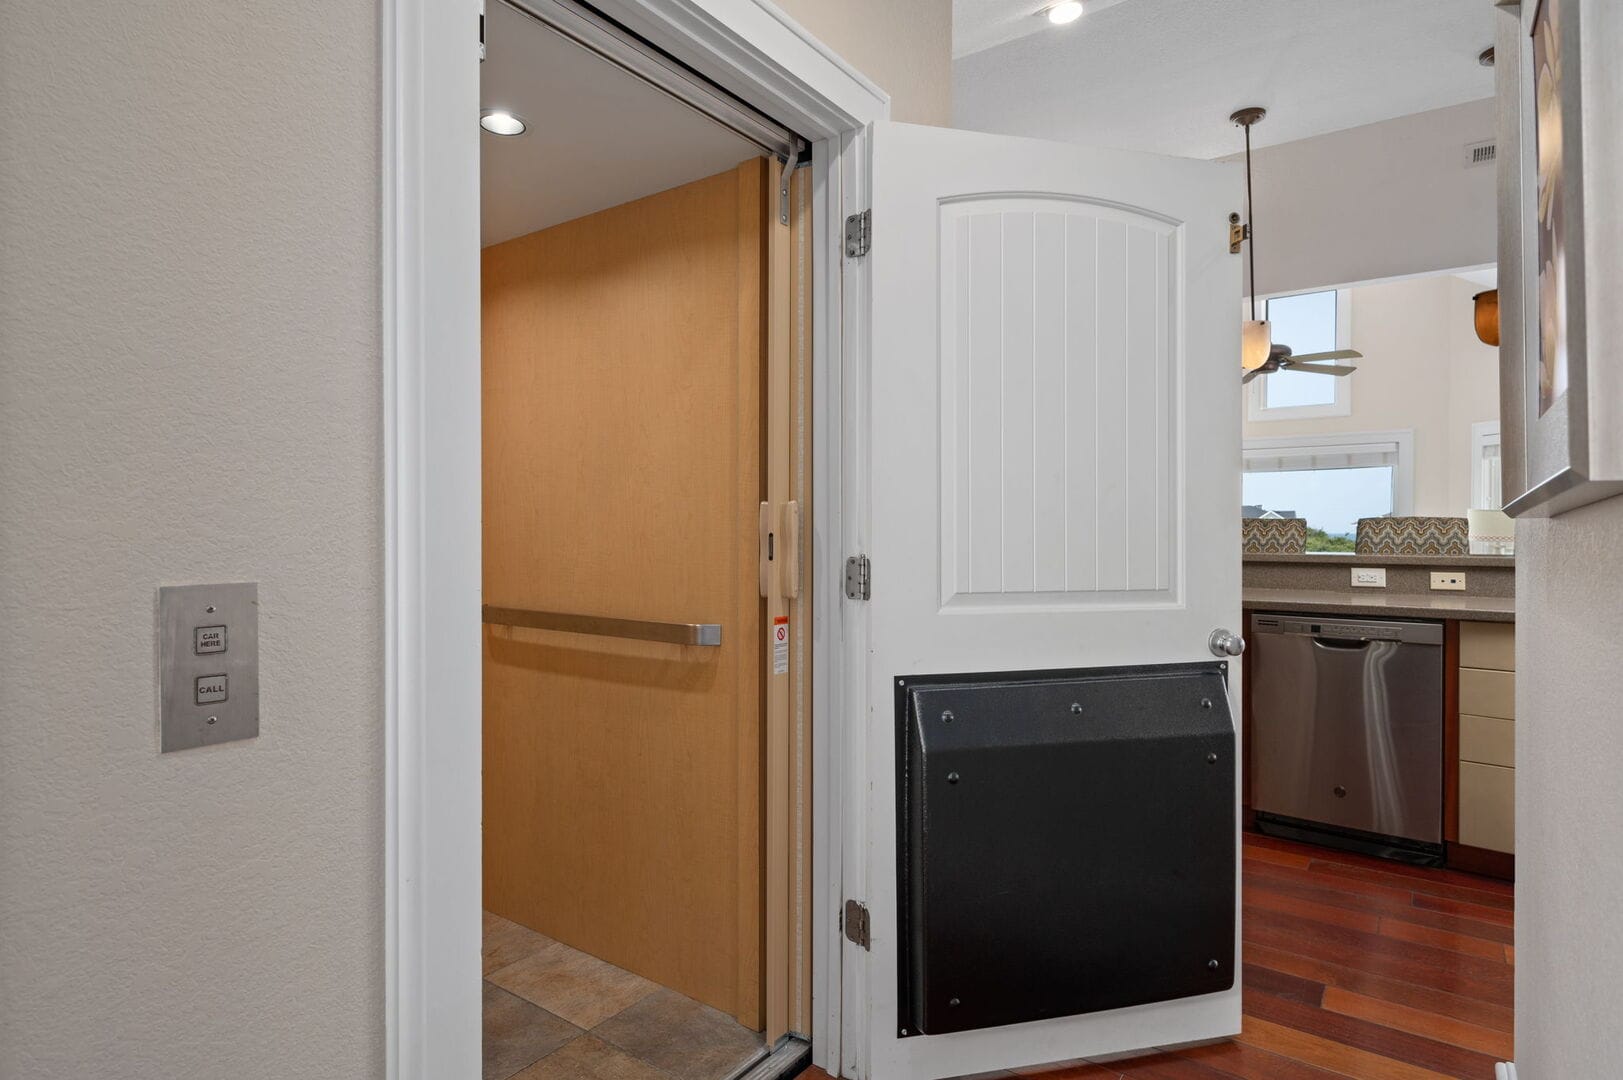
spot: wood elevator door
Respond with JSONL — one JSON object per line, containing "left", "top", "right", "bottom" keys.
{"left": 482, "top": 158, "right": 768, "bottom": 1026}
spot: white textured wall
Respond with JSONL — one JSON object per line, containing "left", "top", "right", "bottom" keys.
{"left": 1241, "top": 100, "right": 1497, "bottom": 297}
{"left": 774, "top": 0, "right": 952, "bottom": 124}
{"left": 1515, "top": 502, "right": 1623, "bottom": 1074}
{"left": 1242, "top": 274, "right": 1500, "bottom": 518}
{"left": 1515, "top": 5, "right": 1623, "bottom": 1074}
{"left": 0, "top": 1, "right": 383, "bottom": 1077}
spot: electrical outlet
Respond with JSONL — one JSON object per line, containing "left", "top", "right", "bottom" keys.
{"left": 1430, "top": 571, "right": 1467, "bottom": 591}
{"left": 1351, "top": 567, "right": 1387, "bottom": 588}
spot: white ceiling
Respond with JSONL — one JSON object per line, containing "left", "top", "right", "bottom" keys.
{"left": 953, "top": 0, "right": 1497, "bottom": 159}
{"left": 481, "top": 0, "right": 760, "bottom": 247}
{"left": 954, "top": 0, "right": 1134, "bottom": 58}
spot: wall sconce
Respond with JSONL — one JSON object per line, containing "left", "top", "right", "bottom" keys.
{"left": 1473, "top": 289, "right": 1500, "bottom": 346}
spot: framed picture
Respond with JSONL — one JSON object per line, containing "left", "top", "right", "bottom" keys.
{"left": 1494, "top": 0, "right": 1623, "bottom": 517}
{"left": 1531, "top": 0, "right": 1566, "bottom": 418}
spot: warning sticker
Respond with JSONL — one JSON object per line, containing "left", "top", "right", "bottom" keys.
{"left": 772, "top": 616, "right": 789, "bottom": 675}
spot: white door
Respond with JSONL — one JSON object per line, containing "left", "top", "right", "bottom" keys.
{"left": 849, "top": 121, "right": 1243, "bottom": 1079}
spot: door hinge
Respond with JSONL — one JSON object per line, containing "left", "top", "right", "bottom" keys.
{"left": 478, "top": 0, "right": 487, "bottom": 62}
{"left": 844, "top": 210, "right": 871, "bottom": 258}
{"left": 843, "top": 899, "right": 871, "bottom": 950}
{"left": 1228, "top": 212, "right": 1246, "bottom": 254}
{"left": 844, "top": 554, "right": 870, "bottom": 600}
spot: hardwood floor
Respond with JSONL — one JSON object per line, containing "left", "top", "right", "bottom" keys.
{"left": 797, "top": 831, "right": 1513, "bottom": 1080}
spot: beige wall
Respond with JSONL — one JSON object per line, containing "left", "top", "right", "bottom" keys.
{"left": 0, "top": 0, "right": 944, "bottom": 1076}
{"left": 1242, "top": 274, "right": 1500, "bottom": 519}
{"left": 775, "top": 0, "right": 953, "bottom": 124}
{"left": 1240, "top": 100, "right": 1497, "bottom": 297}
{"left": 0, "top": 1, "right": 383, "bottom": 1078}
{"left": 1444, "top": 275, "right": 1501, "bottom": 514}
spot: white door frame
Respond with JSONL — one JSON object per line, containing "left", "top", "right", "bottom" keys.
{"left": 381, "top": 2, "right": 886, "bottom": 1076}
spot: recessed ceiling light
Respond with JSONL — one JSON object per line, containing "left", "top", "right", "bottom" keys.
{"left": 1045, "top": 1, "right": 1084, "bottom": 25}
{"left": 480, "top": 110, "right": 526, "bottom": 136}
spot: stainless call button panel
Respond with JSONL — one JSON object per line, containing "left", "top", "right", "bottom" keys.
{"left": 159, "top": 583, "right": 259, "bottom": 752}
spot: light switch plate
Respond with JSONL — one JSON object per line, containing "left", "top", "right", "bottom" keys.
{"left": 1430, "top": 571, "right": 1467, "bottom": 591}
{"left": 1351, "top": 567, "right": 1387, "bottom": 588}
{"left": 159, "top": 583, "right": 259, "bottom": 752}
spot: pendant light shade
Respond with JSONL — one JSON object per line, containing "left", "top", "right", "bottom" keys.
{"left": 1242, "top": 319, "right": 1272, "bottom": 371}
{"left": 1472, "top": 289, "right": 1500, "bottom": 346}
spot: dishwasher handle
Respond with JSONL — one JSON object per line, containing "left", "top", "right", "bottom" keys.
{"left": 1312, "top": 635, "right": 1373, "bottom": 650}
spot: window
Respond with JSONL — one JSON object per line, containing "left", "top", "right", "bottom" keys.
{"left": 1248, "top": 289, "right": 1353, "bottom": 421}
{"left": 1243, "top": 431, "right": 1414, "bottom": 552}
{"left": 1471, "top": 421, "right": 1503, "bottom": 510}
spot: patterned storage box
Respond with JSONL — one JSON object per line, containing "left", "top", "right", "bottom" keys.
{"left": 1242, "top": 517, "right": 1307, "bottom": 554}
{"left": 1355, "top": 516, "right": 1469, "bottom": 556}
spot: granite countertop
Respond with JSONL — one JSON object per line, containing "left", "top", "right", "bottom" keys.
{"left": 1242, "top": 587, "right": 1516, "bottom": 623}
{"left": 1244, "top": 552, "right": 1515, "bottom": 569}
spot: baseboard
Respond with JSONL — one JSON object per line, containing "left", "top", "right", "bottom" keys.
{"left": 1446, "top": 842, "right": 1515, "bottom": 881}
{"left": 1255, "top": 813, "right": 1443, "bottom": 867}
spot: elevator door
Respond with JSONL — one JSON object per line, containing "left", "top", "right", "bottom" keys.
{"left": 482, "top": 158, "right": 767, "bottom": 1026}
{"left": 855, "top": 120, "right": 1242, "bottom": 1080}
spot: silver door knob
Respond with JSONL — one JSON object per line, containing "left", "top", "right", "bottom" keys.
{"left": 1208, "top": 629, "right": 1245, "bottom": 657}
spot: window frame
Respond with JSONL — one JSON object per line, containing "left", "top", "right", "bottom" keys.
{"left": 1471, "top": 420, "right": 1503, "bottom": 511}
{"left": 1242, "top": 429, "right": 1416, "bottom": 541}
{"left": 1247, "top": 287, "right": 1354, "bottom": 422}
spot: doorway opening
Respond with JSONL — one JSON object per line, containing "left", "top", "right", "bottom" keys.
{"left": 478, "top": 2, "right": 813, "bottom": 1077}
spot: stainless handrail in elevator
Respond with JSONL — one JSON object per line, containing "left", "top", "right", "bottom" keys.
{"left": 482, "top": 604, "right": 723, "bottom": 646}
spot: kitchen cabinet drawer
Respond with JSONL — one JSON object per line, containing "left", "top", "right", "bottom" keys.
{"left": 1460, "top": 621, "right": 1515, "bottom": 672}
{"left": 1459, "top": 761, "right": 1515, "bottom": 853}
{"left": 1460, "top": 667, "right": 1515, "bottom": 720}
{"left": 1460, "top": 713, "right": 1515, "bottom": 768}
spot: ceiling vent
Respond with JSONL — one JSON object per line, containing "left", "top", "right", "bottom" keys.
{"left": 1465, "top": 139, "right": 1497, "bottom": 168}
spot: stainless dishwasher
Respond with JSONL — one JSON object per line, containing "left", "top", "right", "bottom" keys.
{"left": 1250, "top": 612, "right": 1445, "bottom": 864}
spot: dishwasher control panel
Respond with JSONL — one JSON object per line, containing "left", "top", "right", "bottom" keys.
{"left": 1252, "top": 614, "right": 1443, "bottom": 645}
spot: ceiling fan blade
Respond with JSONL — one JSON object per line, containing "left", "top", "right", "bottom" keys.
{"left": 1290, "top": 362, "right": 1357, "bottom": 376}
{"left": 1242, "top": 367, "right": 1266, "bottom": 384}
{"left": 1289, "top": 349, "right": 1362, "bottom": 363}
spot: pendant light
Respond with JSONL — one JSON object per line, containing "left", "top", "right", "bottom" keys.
{"left": 1472, "top": 289, "right": 1500, "bottom": 346}
{"left": 1228, "top": 107, "right": 1366, "bottom": 383}
{"left": 1233, "top": 107, "right": 1271, "bottom": 372}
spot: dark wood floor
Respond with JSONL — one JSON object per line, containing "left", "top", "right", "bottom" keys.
{"left": 799, "top": 831, "right": 1514, "bottom": 1080}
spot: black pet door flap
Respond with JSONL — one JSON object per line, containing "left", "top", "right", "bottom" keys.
{"left": 896, "top": 663, "right": 1236, "bottom": 1037}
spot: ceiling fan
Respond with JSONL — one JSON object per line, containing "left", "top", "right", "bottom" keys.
{"left": 1241, "top": 343, "right": 1363, "bottom": 384}
{"left": 1233, "top": 106, "right": 1364, "bottom": 382}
